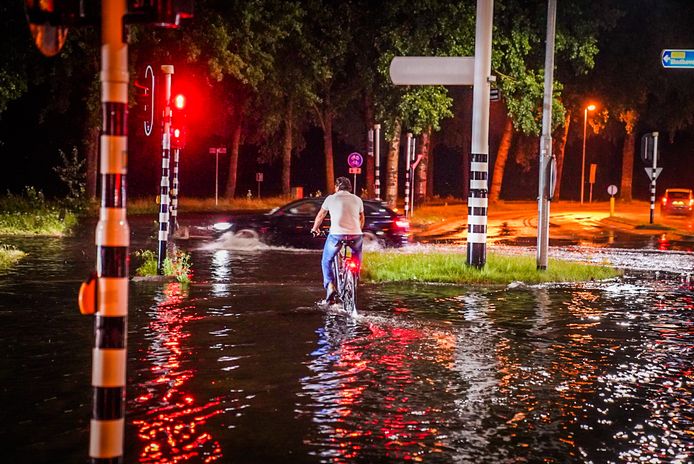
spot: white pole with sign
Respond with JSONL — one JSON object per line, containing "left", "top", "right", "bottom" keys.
{"left": 607, "top": 184, "right": 618, "bottom": 217}
{"left": 209, "top": 147, "right": 227, "bottom": 205}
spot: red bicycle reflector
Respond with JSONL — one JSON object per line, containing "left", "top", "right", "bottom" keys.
{"left": 346, "top": 258, "right": 360, "bottom": 272}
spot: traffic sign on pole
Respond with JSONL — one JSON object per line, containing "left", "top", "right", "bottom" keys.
{"left": 644, "top": 167, "right": 663, "bottom": 181}
{"left": 661, "top": 49, "right": 694, "bottom": 68}
{"left": 389, "top": 56, "right": 475, "bottom": 85}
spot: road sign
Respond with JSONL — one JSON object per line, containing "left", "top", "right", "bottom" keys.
{"left": 661, "top": 49, "right": 694, "bottom": 69}
{"left": 589, "top": 164, "right": 597, "bottom": 184}
{"left": 389, "top": 56, "right": 475, "bottom": 85}
{"left": 348, "top": 167, "right": 362, "bottom": 174}
{"left": 607, "top": 185, "right": 618, "bottom": 196}
{"left": 644, "top": 167, "right": 663, "bottom": 180}
{"left": 347, "top": 152, "right": 363, "bottom": 168}
{"left": 209, "top": 147, "right": 227, "bottom": 154}
{"left": 640, "top": 133, "right": 658, "bottom": 164}
{"left": 256, "top": 172, "right": 263, "bottom": 182}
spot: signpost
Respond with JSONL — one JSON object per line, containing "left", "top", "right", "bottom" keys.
{"left": 589, "top": 163, "right": 597, "bottom": 203}
{"left": 209, "top": 147, "right": 227, "bottom": 205}
{"left": 255, "top": 172, "right": 263, "bottom": 198}
{"left": 347, "top": 152, "right": 363, "bottom": 193}
{"left": 640, "top": 132, "right": 660, "bottom": 224}
{"left": 388, "top": 0, "right": 493, "bottom": 267}
{"left": 607, "top": 184, "right": 618, "bottom": 217}
{"left": 661, "top": 49, "right": 694, "bottom": 68}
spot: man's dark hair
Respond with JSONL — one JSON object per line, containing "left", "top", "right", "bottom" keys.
{"left": 335, "top": 177, "right": 352, "bottom": 192}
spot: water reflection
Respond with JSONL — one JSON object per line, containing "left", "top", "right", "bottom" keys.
{"left": 131, "top": 282, "right": 223, "bottom": 463}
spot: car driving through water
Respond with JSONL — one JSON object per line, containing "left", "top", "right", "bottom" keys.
{"left": 212, "top": 197, "right": 410, "bottom": 248}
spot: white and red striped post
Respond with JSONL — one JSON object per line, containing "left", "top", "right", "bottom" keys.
{"left": 374, "top": 124, "right": 381, "bottom": 201}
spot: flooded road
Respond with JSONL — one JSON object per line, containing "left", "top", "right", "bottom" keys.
{"left": 0, "top": 217, "right": 693, "bottom": 463}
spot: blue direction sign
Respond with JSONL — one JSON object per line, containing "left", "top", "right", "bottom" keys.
{"left": 661, "top": 49, "right": 694, "bottom": 68}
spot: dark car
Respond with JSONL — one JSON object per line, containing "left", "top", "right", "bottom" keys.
{"left": 660, "top": 188, "right": 693, "bottom": 216}
{"left": 212, "top": 197, "right": 410, "bottom": 248}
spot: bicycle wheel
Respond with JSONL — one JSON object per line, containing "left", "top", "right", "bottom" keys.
{"left": 333, "top": 254, "right": 343, "bottom": 295}
{"left": 342, "top": 270, "right": 357, "bottom": 315}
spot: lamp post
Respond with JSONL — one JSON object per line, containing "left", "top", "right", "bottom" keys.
{"left": 580, "top": 104, "right": 596, "bottom": 204}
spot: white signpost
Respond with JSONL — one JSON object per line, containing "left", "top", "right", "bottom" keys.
{"left": 209, "top": 146, "right": 227, "bottom": 205}
{"left": 388, "top": 0, "right": 494, "bottom": 267}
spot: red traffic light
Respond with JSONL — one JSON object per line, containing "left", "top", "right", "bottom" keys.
{"left": 173, "top": 94, "right": 185, "bottom": 109}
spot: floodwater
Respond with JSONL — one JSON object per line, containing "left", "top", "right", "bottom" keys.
{"left": 0, "top": 217, "right": 693, "bottom": 463}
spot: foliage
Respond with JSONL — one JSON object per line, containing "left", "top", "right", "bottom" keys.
{"left": 135, "top": 249, "right": 192, "bottom": 283}
{"left": 0, "top": 187, "right": 77, "bottom": 235}
{"left": 0, "top": 244, "right": 26, "bottom": 271}
{"left": 362, "top": 250, "right": 620, "bottom": 285}
{"left": 53, "top": 147, "right": 87, "bottom": 210}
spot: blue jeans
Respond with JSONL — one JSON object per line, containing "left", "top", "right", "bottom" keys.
{"left": 321, "top": 234, "right": 363, "bottom": 289}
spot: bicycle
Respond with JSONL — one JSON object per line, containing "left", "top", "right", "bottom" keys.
{"left": 313, "top": 231, "right": 360, "bottom": 316}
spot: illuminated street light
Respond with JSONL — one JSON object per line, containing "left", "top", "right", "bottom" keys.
{"left": 581, "top": 104, "right": 596, "bottom": 205}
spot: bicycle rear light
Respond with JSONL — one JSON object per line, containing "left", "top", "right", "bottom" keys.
{"left": 346, "top": 258, "right": 360, "bottom": 272}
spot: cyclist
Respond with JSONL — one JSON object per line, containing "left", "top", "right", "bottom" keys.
{"left": 311, "top": 176, "right": 364, "bottom": 304}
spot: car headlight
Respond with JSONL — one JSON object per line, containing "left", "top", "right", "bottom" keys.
{"left": 212, "top": 222, "right": 233, "bottom": 232}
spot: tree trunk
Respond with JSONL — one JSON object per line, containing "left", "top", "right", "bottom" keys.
{"left": 363, "top": 92, "right": 375, "bottom": 198}
{"left": 553, "top": 110, "right": 571, "bottom": 201}
{"left": 489, "top": 117, "right": 514, "bottom": 203}
{"left": 224, "top": 117, "right": 242, "bottom": 198}
{"left": 385, "top": 119, "right": 402, "bottom": 209}
{"left": 619, "top": 109, "right": 638, "bottom": 202}
{"left": 85, "top": 125, "right": 99, "bottom": 199}
{"left": 282, "top": 97, "right": 294, "bottom": 196}
{"left": 323, "top": 113, "right": 334, "bottom": 193}
{"left": 415, "top": 126, "right": 432, "bottom": 204}
{"left": 427, "top": 138, "right": 435, "bottom": 197}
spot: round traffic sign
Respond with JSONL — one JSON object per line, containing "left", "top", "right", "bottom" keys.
{"left": 607, "top": 184, "right": 618, "bottom": 196}
{"left": 347, "top": 152, "right": 363, "bottom": 168}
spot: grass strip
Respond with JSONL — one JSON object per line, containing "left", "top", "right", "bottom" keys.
{"left": 128, "top": 196, "right": 287, "bottom": 215}
{"left": 0, "top": 245, "right": 26, "bottom": 271}
{"left": 0, "top": 210, "right": 77, "bottom": 236}
{"left": 362, "top": 250, "right": 620, "bottom": 285}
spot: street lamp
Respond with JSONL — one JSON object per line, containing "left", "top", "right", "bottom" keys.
{"left": 580, "top": 104, "right": 596, "bottom": 204}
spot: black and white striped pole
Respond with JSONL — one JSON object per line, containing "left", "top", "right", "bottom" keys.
{"left": 409, "top": 135, "right": 416, "bottom": 216}
{"left": 374, "top": 124, "right": 381, "bottom": 201}
{"left": 467, "top": 0, "right": 494, "bottom": 268}
{"left": 157, "top": 65, "right": 174, "bottom": 274}
{"left": 170, "top": 147, "right": 180, "bottom": 235}
{"left": 86, "top": 1, "right": 130, "bottom": 461}
{"left": 404, "top": 132, "right": 411, "bottom": 216}
{"left": 649, "top": 132, "right": 659, "bottom": 225}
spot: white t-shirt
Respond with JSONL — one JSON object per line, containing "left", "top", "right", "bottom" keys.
{"left": 321, "top": 191, "right": 364, "bottom": 235}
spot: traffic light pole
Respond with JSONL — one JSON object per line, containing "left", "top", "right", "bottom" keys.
{"left": 649, "top": 132, "right": 659, "bottom": 224}
{"left": 157, "top": 65, "right": 174, "bottom": 274}
{"left": 90, "top": 0, "right": 129, "bottom": 461}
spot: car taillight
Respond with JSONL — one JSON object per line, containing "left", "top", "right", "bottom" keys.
{"left": 689, "top": 198, "right": 694, "bottom": 206}
{"left": 394, "top": 218, "right": 409, "bottom": 230}
{"left": 662, "top": 197, "right": 668, "bottom": 205}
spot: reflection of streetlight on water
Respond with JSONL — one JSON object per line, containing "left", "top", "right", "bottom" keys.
{"left": 581, "top": 104, "right": 596, "bottom": 205}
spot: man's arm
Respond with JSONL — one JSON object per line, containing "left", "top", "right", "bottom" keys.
{"left": 359, "top": 211, "right": 365, "bottom": 229}
{"left": 311, "top": 208, "right": 328, "bottom": 235}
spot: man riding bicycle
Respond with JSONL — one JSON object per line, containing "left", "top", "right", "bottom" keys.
{"left": 311, "top": 176, "right": 364, "bottom": 304}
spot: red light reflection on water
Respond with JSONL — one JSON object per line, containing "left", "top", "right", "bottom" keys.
{"left": 132, "top": 282, "right": 223, "bottom": 463}
{"left": 308, "top": 320, "right": 453, "bottom": 462}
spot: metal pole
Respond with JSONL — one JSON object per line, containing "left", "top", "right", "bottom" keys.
{"left": 257, "top": 180, "right": 261, "bottom": 199}
{"left": 581, "top": 108, "right": 587, "bottom": 205}
{"left": 404, "top": 132, "right": 412, "bottom": 217}
{"left": 157, "top": 65, "right": 173, "bottom": 274}
{"left": 215, "top": 150, "right": 219, "bottom": 206}
{"left": 536, "top": 0, "right": 556, "bottom": 270}
{"left": 650, "top": 132, "right": 659, "bottom": 224}
{"left": 90, "top": 0, "right": 129, "bottom": 461}
{"left": 467, "top": 0, "right": 494, "bottom": 268}
{"left": 170, "top": 148, "right": 180, "bottom": 234}
{"left": 374, "top": 124, "right": 381, "bottom": 201}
